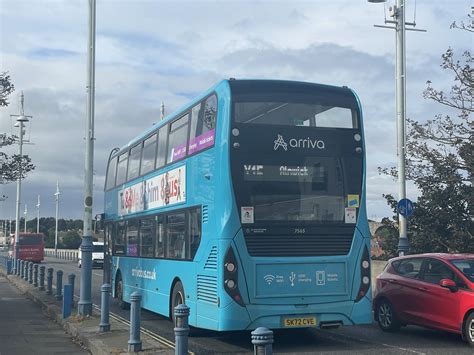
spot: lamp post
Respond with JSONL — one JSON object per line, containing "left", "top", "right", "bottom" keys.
{"left": 24, "top": 204, "right": 28, "bottom": 233}
{"left": 368, "top": 0, "right": 425, "bottom": 256}
{"left": 79, "top": 0, "right": 96, "bottom": 316}
{"left": 54, "top": 182, "right": 61, "bottom": 256}
{"left": 11, "top": 92, "right": 32, "bottom": 266}
{"left": 36, "top": 195, "right": 40, "bottom": 233}
{"left": 0, "top": 195, "right": 7, "bottom": 241}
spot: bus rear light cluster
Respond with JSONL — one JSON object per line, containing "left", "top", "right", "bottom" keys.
{"left": 224, "top": 247, "right": 245, "bottom": 307}
{"left": 355, "top": 245, "right": 371, "bottom": 302}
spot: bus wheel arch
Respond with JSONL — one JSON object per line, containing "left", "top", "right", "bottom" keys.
{"left": 169, "top": 278, "right": 185, "bottom": 321}
{"left": 115, "top": 270, "right": 130, "bottom": 310}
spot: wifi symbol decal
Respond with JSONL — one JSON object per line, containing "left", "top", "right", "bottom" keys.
{"left": 264, "top": 274, "right": 275, "bottom": 285}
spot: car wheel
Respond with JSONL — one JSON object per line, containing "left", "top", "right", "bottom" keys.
{"left": 377, "top": 299, "right": 401, "bottom": 332}
{"left": 170, "top": 281, "right": 185, "bottom": 324}
{"left": 464, "top": 313, "right": 474, "bottom": 347}
{"left": 116, "top": 274, "right": 130, "bottom": 310}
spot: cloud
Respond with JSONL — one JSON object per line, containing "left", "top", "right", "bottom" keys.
{"left": 0, "top": 0, "right": 471, "bottom": 220}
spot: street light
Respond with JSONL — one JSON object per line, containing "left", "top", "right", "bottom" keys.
{"left": 79, "top": 0, "right": 96, "bottom": 316}
{"left": 23, "top": 204, "right": 27, "bottom": 233}
{"left": 10, "top": 92, "right": 33, "bottom": 271}
{"left": 54, "top": 181, "right": 61, "bottom": 256}
{"left": 0, "top": 195, "right": 7, "bottom": 241}
{"left": 368, "top": 0, "right": 425, "bottom": 256}
{"left": 36, "top": 195, "right": 40, "bottom": 233}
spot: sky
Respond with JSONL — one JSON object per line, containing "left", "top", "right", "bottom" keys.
{"left": 0, "top": 0, "right": 472, "bottom": 221}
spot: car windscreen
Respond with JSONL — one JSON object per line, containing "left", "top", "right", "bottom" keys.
{"left": 93, "top": 245, "right": 104, "bottom": 253}
{"left": 451, "top": 259, "right": 474, "bottom": 282}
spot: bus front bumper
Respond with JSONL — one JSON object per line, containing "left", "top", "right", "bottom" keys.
{"left": 219, "top": 296, "right": 372, "bottom": 331}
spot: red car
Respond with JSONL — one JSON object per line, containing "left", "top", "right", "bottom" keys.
{"left": 373, "top": 253, "right": 474, "bottom": 347}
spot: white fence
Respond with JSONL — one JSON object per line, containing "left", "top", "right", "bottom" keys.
{"left": 44, "top": 248, "right": 79, "bottom": 261}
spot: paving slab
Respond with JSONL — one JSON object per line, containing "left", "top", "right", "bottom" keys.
{"left": 1, "top": 268, "right": 175, "bottom": 355}
{"left": 0, "top": 275, "right": 88, "bottom": 355}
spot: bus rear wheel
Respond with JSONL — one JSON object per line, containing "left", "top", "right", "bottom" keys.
{"left": 171, "top": 281, "right": 185, "bottom": 324}
{"left": 116, "top": 274, "right": 130, "bottom": 310}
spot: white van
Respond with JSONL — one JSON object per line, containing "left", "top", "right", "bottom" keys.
{"left": 78, "top": 241, "right": 104, "bottom": 268}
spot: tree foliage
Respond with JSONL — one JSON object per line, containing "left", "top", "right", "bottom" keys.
{"left": 0, "top": 72, "right": 15, "bottom": 107}
{"left": 0, "top": 73, "right": 35, "bottom": 183}
{"left": 380, "top": 19, "right": 473, "bottom": 256}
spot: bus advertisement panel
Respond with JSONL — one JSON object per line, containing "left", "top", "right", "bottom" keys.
{"left": 9, "top": 233, "right": 45, "bottom": 262}
{"left": 104, "top": 79, "right": 371, "bottom": 331}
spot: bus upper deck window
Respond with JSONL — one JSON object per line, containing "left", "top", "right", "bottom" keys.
{"left": 127, "top": 144, "right": 142, "bottom": 181}
{"left": 140, "top": 134, "right": 157, "bottom": 176}
{"left": 116, "top": 153, "right": 128, "bottom": 186}
{"left": 105, "top": 156, "right": 118, "bottom": 190}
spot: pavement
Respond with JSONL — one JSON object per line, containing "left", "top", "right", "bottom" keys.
{"left": 0, "top": 274, "right": 88, "bottom": 355}
{"left": 0, "top": 266, "right": 175, "bottom": 355}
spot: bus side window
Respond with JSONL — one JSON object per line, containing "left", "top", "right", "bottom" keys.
{"left": 188, "top": 96, "right": 217, "bottom": 155}
{"left": 155, "top": 215, "right": 165, "bottom": 258}
{"left": 156, "top": 126, "right": 167, "bottom": 169}
{"left": 139, "top": 218, "right": 155, "bottom": 258}
{"left": 167, "top": 212, "right": 186, "bottom": 260}
{"left": 166, "top": 114, "right": 189, "bottom": 164}
{"left": 140, "top": 134, "right": 157, "bottom": 176}
{"left": 127, "top": 143, "right": 142, "bottom": 181}
{"left": 105, "top": 155, "right": 117, "bottom": 190}
{"left": 113, "top": 221, "right": 126, "bottom": 255}
{"left": 189, "top": 207, "right": 202, "bottom": 259}
{"left": 116, "top": 152, "right": 128, "bottom": 186}
{"left": 203, "top": 95, "right": 217, "bottom": 132}
{"left": 126, "top": 219, "right": 139, "bottom": 257}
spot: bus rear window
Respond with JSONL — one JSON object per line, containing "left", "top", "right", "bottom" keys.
{"left": 19, "top": 236, "right": 42, "bottom": 245}
{"left": 234, "top": 101, "right": 357, "bottom": 129}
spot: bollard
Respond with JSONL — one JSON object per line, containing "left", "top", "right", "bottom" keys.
{"left": 56, "top": 270, "right": 63, "bottom": 300}
{"left": 28, "top": 262, "right": 34, "bottom": 284}
{"left": 20, "top": 260, "right": 24, "bottom": 278}
{"left": 99, "top": 284, "right": 111, "bottom": 332}
{"left": 16, "top": 259, "right": 20, "bottom": 276}
{"left": 62, "top": 284, "right": 73, "bottom": 318}
{"left": 33, "top": 264, "right": 39, "bottom": 287}
{"left": 68, "top": 274, "right": 75, "bottom": 308}
{"left": 251, "top": 327, "right": 274, "bottom": 355}
{"left": 39, "top": 266, "right": 45, "bottom": 291}
{"left": 174, "top": 304, "right": 190, "bottom": 355}
{"left": 23, "top": 260, "right": 28, "bottom": 281}
{"left": 46, "top": 267, "right": 53, "bottom": 295}
{"left": 128, "top": 291, "right": 142, "bottom": 352}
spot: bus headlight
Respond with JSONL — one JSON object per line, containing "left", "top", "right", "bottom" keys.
{"left": 224, "top": 246, "right": 245, "bottom": 307}
{"left": 225, "top": 262, "right": 236, "bottom": 273}
{"left": 355, "top": 245, "right": 371, "bottom": 302}
{"left": 225, "top": 279, "right": 236, "bottom": 289}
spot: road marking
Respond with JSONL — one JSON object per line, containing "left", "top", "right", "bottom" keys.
{"left": 71, "top": 294, "right": 194, "bottom": 354}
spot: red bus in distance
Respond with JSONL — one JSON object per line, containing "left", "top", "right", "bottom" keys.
{"left": 9, "top": 233, "right": 45, "bottom": 262}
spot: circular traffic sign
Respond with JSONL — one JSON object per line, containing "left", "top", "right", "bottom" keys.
{"left": 398, "top": 198, "right": 414, "bottom": 217}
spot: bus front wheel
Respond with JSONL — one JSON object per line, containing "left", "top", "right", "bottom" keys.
{"left": 171, "top": 281, "right": 185, "bottom": 324}
{"left": 116, "top": 274, "right": 130, "bottom": 310}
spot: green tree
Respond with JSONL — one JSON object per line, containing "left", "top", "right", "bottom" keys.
{"left": 381, "top": 19, "right": 473, "bottom": 255}
{"left": 61, "top": 230, "right": 81, "bottom": 249}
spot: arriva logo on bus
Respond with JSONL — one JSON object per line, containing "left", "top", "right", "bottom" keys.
{"left": 273, "top": 134, "right": 325, "bottom": 151}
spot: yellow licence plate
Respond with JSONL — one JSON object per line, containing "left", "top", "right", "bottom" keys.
{"left": 282, "top": 316, "right": 317, "bottom": 328}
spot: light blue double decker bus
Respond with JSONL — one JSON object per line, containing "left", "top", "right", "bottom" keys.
{"left": 104, "top": 79, "right": 372, "bottom": 331}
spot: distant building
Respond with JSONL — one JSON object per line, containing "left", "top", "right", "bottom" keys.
{"left": 368, "top": 220, "right": 384, "bottom": 258}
